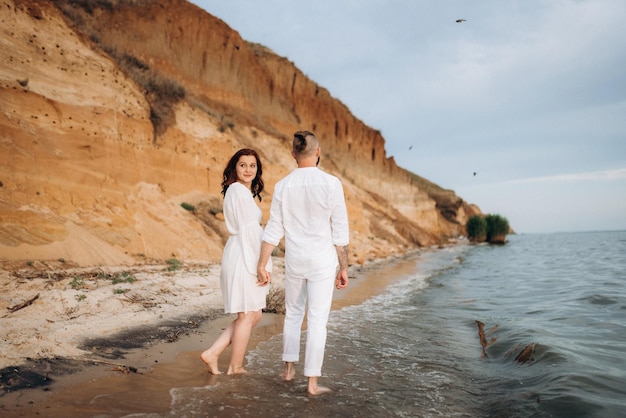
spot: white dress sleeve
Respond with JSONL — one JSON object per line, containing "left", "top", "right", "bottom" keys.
{"left": 225, "top": 183, "right": 271, "bottom": 275}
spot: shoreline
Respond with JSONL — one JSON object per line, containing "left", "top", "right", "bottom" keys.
{"left": 0, "top": 249, "right": 427, "bottom": 415}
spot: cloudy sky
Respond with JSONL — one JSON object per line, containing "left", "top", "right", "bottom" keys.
{"left": 192, "top": 0, "right": 626, "bottom": 234}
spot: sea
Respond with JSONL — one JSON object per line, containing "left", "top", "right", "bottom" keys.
{"left": 134, "top": 231, "right": 626, "bottom": 418}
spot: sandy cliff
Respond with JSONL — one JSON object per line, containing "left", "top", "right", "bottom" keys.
{"left": 0, "top": 0, "right": 481, "bottom": 268}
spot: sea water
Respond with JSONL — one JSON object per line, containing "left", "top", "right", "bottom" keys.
{"left": 132, "top": 231, "right": 626, "bottom": 417}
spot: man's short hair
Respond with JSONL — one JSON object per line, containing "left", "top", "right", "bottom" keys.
{"left": 293, "top": 130, "right": 319, "bottom": 156}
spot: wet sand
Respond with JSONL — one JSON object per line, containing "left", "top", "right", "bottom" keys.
{"left": 0, "top": 252, "right": 423, "bottom": 417}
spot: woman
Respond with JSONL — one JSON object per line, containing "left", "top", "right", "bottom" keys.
{"left": 201, "top": 148, "right": 271, "bottom": 375}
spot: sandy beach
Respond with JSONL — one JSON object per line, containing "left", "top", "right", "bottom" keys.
{"left": 0, "top": 251, "right": 422, "bottom": 416}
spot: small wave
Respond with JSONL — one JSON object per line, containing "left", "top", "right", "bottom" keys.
{"left": 585, "top": 294, "right": 618, "bottom": 306}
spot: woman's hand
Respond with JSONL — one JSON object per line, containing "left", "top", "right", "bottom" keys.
{"left": 257, "top": 267, "right": 271, "bottom": 286}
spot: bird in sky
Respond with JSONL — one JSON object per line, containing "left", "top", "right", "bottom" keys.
{"left": 456, "top": 19, "right": 467, "bottom": 23}
{"left": 409, "top": 145, "right": 413, "bottom": 150}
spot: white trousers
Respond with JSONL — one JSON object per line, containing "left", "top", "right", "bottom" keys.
{"left": 282, "top": 274, "right": 335, "bottom": 377}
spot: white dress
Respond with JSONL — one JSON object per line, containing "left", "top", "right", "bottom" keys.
{"left": 220, "top": 182, "right": 270, "bottom": 313}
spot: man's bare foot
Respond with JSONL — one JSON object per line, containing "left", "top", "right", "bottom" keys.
{"left": 200, "top": 350, "right": 222, "bottom": 375}
{"left": 283, "top": 362, "right": 296, "bottom": 381}
{"left": 306, "top": 377, "right": 331, "bottom": 395}
{"left": 307, "top": 384, "right": 332, "bottom": 396}
{"left": 226, "top": 366, "right": 250, "bottom": 375}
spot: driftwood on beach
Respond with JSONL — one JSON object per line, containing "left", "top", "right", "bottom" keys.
{"left": 475, "top": 320, "right": 498, "bottom": 358}
{"left": 6, "top": 293, "right": 40, "bottom": 313}
{"left": 476, "top": 320, "right": 538, "bottom": 363}
{"left": 84, "top": 358, "right": 139, "bottom": 374}
{"left": 513, "top": 342, "right": 538, "bottom": 363}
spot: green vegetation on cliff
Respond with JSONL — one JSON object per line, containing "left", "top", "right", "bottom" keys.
{"left": 467, "top": 214, "right": 510, "bottom": 244}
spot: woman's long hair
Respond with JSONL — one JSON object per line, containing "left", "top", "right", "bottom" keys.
{"left": 221, "top": 149, "right": 264, "bottom": 201}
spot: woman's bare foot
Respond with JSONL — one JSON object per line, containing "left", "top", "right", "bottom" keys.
{"left": 200, "top": 350, "right": 222, "bottom": 375}
{"left": 226, "top": 365, "right": 250, "bottom": 375}
{"left": 283, "top": 362, "right": 296, "bottom": 381}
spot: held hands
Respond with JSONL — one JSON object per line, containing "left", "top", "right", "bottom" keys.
{"left": 335, "top": 269, "right": 349, "bottom": 290}
{"left": 257, "top": 242, "right": 274, "bottom": 287}
{"left": 257, "top": 266, "right": 271, "bottom": 287}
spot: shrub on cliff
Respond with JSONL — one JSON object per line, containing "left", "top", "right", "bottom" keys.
{"left": 109, "top": 49, "right": 186, "bottom": 138}
{"left": 466, "top": 215, "right": 487, "bottom": 242}
{"left": 467, "top": 214, "right": 509, "bottom": 244}
{"left": 485, "top": 214, "right": 509, "bottom": 244}
{"left": 53, "top": 1, "right": 185, "bottom": 140}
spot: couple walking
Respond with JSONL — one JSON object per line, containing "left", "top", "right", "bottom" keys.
{"left": 201, "top": 130, "right": 350, "bottom": 395}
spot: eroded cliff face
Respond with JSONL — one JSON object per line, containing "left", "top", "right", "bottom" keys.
{"left": 0, "top": 0, "right": 481, "bottom": 267}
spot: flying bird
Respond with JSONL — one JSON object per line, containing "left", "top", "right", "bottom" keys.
{"left": 473, "top": 172, "right": 477, "bottom": 176}
{"left": 409, "top": 145, "right": 413, "bottom": 150}
{"left": 456, "top": 19, "right": 467, "bottom": 23}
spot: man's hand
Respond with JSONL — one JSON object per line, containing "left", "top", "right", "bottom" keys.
{"left": 335, "top": 269, "right": 348, "bottom": 289}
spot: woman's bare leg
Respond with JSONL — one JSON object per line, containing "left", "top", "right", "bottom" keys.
{"left": 201, "top": 321, "right": 235, "bottom": 375}
{"left": 284, "top": 362, "right": 296, "bottom": 381}
{"left": 227, "top": 310, "right": 262, "bottom": 375}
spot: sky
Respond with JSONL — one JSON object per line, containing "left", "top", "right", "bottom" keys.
{"left": 192, "top": 0, "right": 626, "bottom": 234}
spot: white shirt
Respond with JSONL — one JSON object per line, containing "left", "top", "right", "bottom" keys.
{"left": 263, "top": 167, "right": 349, "bottom": 280}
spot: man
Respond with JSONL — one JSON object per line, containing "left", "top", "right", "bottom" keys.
{"left": 257, "top": 130, "right": 349, "bottom": 395}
